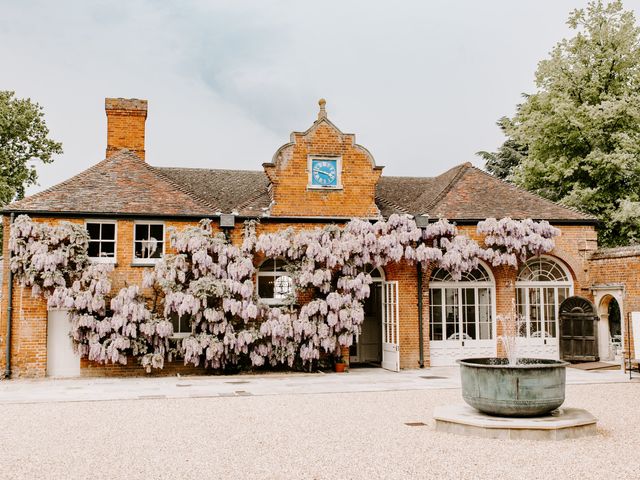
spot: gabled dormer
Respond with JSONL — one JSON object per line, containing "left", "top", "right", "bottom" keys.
{"left": 263, "top": 99, "right": 383, "bottom": 219}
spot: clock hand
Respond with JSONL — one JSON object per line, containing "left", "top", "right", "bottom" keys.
{"left": 313, "top": 168, "right": 331, "bottom": 177}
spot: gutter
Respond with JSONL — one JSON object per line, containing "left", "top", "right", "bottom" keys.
{"left": 0, "top": 210, "right": 381, "bottom": 224}
{"left": 4, "top": 213, "right": 14, "bottom": 378}
{"left": 1, "top": 209, "right": 600, "bottom": 227}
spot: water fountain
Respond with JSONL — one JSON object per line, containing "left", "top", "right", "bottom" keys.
{"left": 433, "top": 302, "right": 598, "bottom": 440}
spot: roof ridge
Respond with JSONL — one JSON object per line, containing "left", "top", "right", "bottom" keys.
{"left": 468, "top": 165, "right": 594, "bottom": 220}
{"left": 422, "top": 163, "right": 470, "bottom": 213}
{"left": 157, "top": 166, "right": 264, "bottom": 174}
{"left": 380, "top": 175, "right": 434, "bottom": 181}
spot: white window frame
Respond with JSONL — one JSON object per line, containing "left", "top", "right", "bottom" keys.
{"left": 256, "top": 258, "right": 294, "bottom": 305}
{"left": 515, "top": 256, "right": 574, "bottom": 340}
{"left": 429, "top": 263, "right": 497, "bottom": 343}
{"left": 132, "top": 220, "right": 165, "bottom": 266}
{"left": 307, "top": 155, "right": 343, "bottom": 190}
{"left": 85, "top": 219, "right": 117, "bottom": 264}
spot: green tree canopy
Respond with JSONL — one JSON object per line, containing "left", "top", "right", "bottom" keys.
{"left": 480, "top": 1, "right": 640, "bottom": 247}
{"left": 0, "top": 91, "right": 62, "bottom": 206}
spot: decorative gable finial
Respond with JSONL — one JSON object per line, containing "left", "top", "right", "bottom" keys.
{"left": 318, "top": 98, "right": 327, "bottom": 120}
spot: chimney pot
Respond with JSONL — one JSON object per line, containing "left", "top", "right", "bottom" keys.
{"left": 105, "top": 97, "right": 148, "bottom": 160}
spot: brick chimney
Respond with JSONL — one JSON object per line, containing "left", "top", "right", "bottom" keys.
{"left": 105, "top": 98, "right": 148, "bottom": 160}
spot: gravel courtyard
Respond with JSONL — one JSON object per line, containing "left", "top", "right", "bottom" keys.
{"left": 1, "top": 379, "right": 639, "bottom": 480}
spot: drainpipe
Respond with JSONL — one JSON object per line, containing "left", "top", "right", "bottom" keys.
{"left": 417, "top": 262, "right": 425, "bottom": 368}
{"left": 4, "top": 213, "right": 14, "bottom": 378}
{"left": 414, "top": 214, "right": 430, "bottom": 369}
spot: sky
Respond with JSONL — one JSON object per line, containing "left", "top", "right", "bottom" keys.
{"left": 2, "top": 0, "right": 640, "bottom": 196}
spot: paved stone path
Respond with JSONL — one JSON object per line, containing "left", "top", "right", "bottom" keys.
{"left": 0, "top": 365, "right": 631, "bottom": 404}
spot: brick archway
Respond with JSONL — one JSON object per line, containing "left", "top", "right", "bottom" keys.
{"left": 593, "top": 287, "right": 625, "bottom": 361}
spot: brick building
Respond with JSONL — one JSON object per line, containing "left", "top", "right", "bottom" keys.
{"left": 0, "top": 98, "right": 633, "bottom": 378}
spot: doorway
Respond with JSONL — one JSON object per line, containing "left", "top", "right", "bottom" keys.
{"left": 559, "top": 296, "right": 599, "bottom": 362}
{"left": 47, "top": 309, "right": 80, "bottom": 377}
{"left": 350, "top": 268, "right": 384, "bottom": 365}
{"left": 597, "top": 294, "right": 622, "bottom": 360}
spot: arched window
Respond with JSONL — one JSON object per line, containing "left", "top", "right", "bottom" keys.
{"left": 429, "top": 264, "right": 494, "bottom": 342}
{"left": 257, "top": 258, "right": 294, "bottom": 304}
{"left": 516, "top": 257, "right": 572, "bottom": 339}
{"left": 363, "top": 264, "right": 385, "bottom": 280}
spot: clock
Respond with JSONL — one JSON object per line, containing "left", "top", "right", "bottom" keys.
{"left": 310, "top": 158, "right": 339, "bottom": 187}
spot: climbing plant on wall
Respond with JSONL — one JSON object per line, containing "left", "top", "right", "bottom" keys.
{"left": 8, "top": 213, "right": 559, "bottom": 372}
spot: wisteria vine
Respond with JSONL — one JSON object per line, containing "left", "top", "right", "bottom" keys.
{"left": 9, "top": 214, "right": 559, "bottom": 372}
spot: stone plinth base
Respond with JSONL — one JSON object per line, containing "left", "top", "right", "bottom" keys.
{"left": 434, "top": 404, "right": 597, "bottom": 441}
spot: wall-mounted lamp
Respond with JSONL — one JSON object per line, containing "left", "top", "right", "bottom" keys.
{"left": 220, "top": 214, "right": 236, "bottom": 228}
{"left": 220, "top": 214, "right": 236, "bottom": 242}
{"left": 414, "top": 214, "right": 430, "bottom": 229}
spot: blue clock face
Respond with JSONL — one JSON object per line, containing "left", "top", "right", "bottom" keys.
{"left": 311, "top": 159, "right": 338, "bottom": 187}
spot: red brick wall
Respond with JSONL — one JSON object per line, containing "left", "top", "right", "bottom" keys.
{"left": 588, "top": 247, "right": 640, "bottom": 359}
{"left": 0, "top": 216, "right": 601, "bottom": 377}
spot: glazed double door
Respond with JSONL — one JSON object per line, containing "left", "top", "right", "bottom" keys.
{"left": 349, "top": 281, "right": 400, "bottom": 372}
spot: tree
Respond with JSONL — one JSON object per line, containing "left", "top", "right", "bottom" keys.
{"left": 0, "top": 91, "right": 62, "bottom": 206}
{"left": 479, "top": 1, "right": 640, "bottom": 246}
{"left": 476, "top": 117, "right": 528, "bottom": 182}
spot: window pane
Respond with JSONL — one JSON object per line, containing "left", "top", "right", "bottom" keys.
{"left": 135, "top": 224, "right": 148, "bottom": 241}
{"left": 101, "top": 241, "right": 115, "bottom": 257}
{"left": 544, "top": 288, "right": 556, "bottom": 338}
{"left": 88, "top": 241, "right": 100, "bottom": 258}
{"left": 258, "top": 276, "right": 275, "bottom": 299}
{"left": 479, "top": 304, "right": 492, "bottom": 340}
{"left": 461, "top": 288, "right": 475, "bottom": 340}
{"left": 260, "top": 258, "right": 277, "bottom": 271}
{"left": 444, "top": 288, "right": 458, "bottom": 340}
{"left": 150, "top": 224, "right": 164, "bottom": 240}
{"left": 101, "top": 223, "right": 115, "bottom": 240}
{"left": 430, "top": 305, "right": 443, "bottom": 341}
{"left": 431, "top": 288, "right": 442, "bottom": 306}
{"left": 87, "top": 223, "right": 100, "bottom": 239}
{"left": 181, "top": 316, "right": 190, "bottom": 334}
{"left": 478, "top": 288, "right": 490, "bottom": 305}
{"left": 529, "top": 288, "right": 541, "bottom": 338}
{"left": 430, "top": 289, "right": 443, "bottom": 341}
{"left": 558, "top": 288, "right": 568, "bottom": 304}
{"left": 134, "top": 241, "right": 144, "bottom": 258}
{"left": 149, "top": 241, "right": 163, "bottom": 258}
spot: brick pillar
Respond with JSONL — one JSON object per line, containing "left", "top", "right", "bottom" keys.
{"left": 494, "top": 266, "right": 517, "bottom": 358}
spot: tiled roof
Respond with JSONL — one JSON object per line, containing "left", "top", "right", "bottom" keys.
{"left": 5, "top": 150, "right": 214, "bottom": 216}
{"left": 4, "top": 151, "right": 595, "bottom": 223}
{"left": 378, "top": 163, "right": 593, "bottom": 222}
{"left": 154, "top": 167, "right": 270, "bottom": 216}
